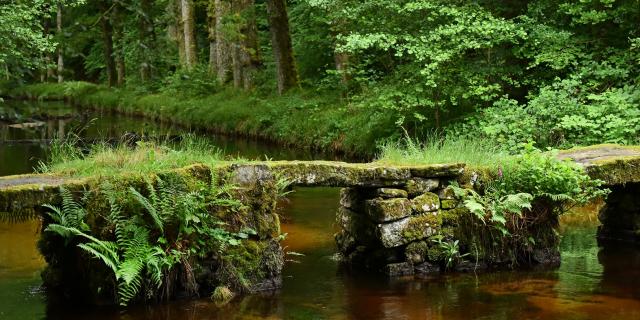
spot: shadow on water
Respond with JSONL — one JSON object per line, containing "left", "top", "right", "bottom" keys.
{"left": 1, "top": 101, "right": 639, "bottom": 319}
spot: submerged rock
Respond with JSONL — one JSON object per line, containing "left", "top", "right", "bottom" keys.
{"left": 211, "top": 286, "right": 235, "bottom": 305}
{"left": 384, "top": 262, "right": 414, "bottom": 276}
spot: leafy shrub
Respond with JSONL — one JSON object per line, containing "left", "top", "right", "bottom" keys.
{"left": 450, "top": 78, "right": 640, "bottom": 151}
{"left": 160, "top": 66, "right": 221, "bottom": 97}
{"left": 450, "top": 145, "right": 608, "bottom": 263}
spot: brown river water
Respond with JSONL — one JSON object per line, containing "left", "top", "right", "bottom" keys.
{"left": 0, "top": 100, "right": 639, "bottom": 319}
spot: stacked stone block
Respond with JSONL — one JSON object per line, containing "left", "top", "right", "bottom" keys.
{"left": 335, "top": 175, "right": 463, "bottom": 276}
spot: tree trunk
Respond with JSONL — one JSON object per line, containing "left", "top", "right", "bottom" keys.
{"left": 334, "top": 51, "right": 350, "bottom": 85}
{"left": 139, "top": 0, "right": 154, "bottom": 82}
{"left": 99, "top": 1, "right": 116, "bottom": 87}
{"left": 266, "top": 0, "right": 298, "bottom": 94}
{"left": 231, "top": 0, "right": 260, "bottom": 90}
{"left": 113, "top": 4, "right": 126, "bottom": 86}
{"left": 207, "top": 1, "right": 216, "bottom": 74}
{"left": 181, "top": 0, "right": 197, "bottom": 69}
{"left": 170, "top": 0, "right": 186, "bottom": 66}
{"left": 42, "top": 16, "right": 53, "bottom": 82}
{"left": 214, "top": 0, "right": 232, "bottom": 83}
{"left": 56, "top": 3, "right": 64, "bottom": 83}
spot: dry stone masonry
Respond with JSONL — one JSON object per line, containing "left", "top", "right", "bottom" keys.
{"left": 336, "top": 177, "right": 464, "bottom": 276}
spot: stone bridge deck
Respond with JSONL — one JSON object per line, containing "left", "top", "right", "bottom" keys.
{"left": 0, "top": 161, "right": 465, "bottom": 217}
{"left": 1, "top": 144, "right": 639, "bottom": 218}
{"left": 558, "top": 144, "right": 640, "bottom": 185}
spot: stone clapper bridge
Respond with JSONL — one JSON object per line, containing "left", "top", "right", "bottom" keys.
{"left": 0, "top": 144, "right": 639, "bottom": 297}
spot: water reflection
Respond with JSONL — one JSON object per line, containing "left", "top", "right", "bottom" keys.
{"left": 0, "top": 100, "right": 347, "bottom": 176}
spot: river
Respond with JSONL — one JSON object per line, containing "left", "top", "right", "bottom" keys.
{"left": 0, "top": 100, "right": 639, "bottom": 319}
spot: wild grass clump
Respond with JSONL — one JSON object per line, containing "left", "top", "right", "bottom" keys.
{"left": 39, "top": 135, "right": 230, "bottom": 177}
{"left": 376, "top": 134, "right": 509, "bottom": 167}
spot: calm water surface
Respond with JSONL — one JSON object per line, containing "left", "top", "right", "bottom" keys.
{"left": 1, "top": 101, "right": 639, "bottom": 319}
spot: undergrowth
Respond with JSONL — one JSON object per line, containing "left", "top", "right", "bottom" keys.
{"left": 43, "top": 174, "right": 253, "bottom": 306}
{"left": 378, "top": 136, "right": 608, "bottom": 266}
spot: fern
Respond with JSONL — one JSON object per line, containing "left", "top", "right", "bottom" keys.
{"left": 130, "top": 187, "right": 164, "bottom": 232}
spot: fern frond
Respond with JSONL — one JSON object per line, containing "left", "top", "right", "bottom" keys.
{"left": 78, "top": 242, "right": 119, "bottom": 273}
{"left": 42, "top": 204, "right": 64, "bottom": 224}
{"left": 130, "top": 187, "right": 164, "bottom": 232}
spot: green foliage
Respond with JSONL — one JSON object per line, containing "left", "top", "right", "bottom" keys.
{"left": 160, "top": 66, "right": 221, "bottom": 97}
{"left": 430, "top": 235, "right": 469, "bottom": 270}
{"left": 0, "top": 1, "right": 53, "bottom": 79}
{"left": 43, "top": 173, "right": 249, "bottom": 306}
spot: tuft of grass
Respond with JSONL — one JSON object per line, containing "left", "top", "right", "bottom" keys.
{"left": 39, "top": 135, "right": 232, "bottom": 177}
{"left": 375, "top": 134, "right": 510, "bottom": 168}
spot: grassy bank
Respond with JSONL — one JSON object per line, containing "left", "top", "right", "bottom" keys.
{"left": 6, "top": 82, "right": 400, "bottom": 158}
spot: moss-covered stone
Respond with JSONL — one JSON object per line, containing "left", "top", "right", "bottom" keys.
{"left": 377, "top": 213, "right": 440, "bottom": 248}
{"left": 405, "top": 178, "right": 439, "bottom": 197}
{"left": 440, "top": 199, "right": 458, "bottom": 209}
{"left": 438, "top": 186, "right": 457, "bottom": 200}
{"left": 439, "top": 208, "right": 467, "bottom": 226}
{"left": 557, "top": 144, "right": 640, "bottom": 185}
{"left": 374, "top": 188, "right": 408, "bottom": 199}
{"left": 266, "top": 161, "right": 411, "bottom": 187}
{"left": 211, "top": 286, "right": 235, "bottom": 305}
{"left": 405, "top": 241, "right": 428, "bottom": 264}
{"left": 365, "top": 198, "right": 412, "bottom": 222}
{"left": 339, "top": 187, "right": 360, "bottom": 209}
{"left": 408, "top": 163, "right": 465, "bottom": 178}
{"left": 411, "top": 192, "right": 440, "bottom": 213}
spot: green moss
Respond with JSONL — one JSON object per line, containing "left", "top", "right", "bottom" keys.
{"left": 405, "top": 241, "right": 428, "bottom": 263}
{"left": 366, "top": 198, "right": 412, "bottom": 222}
{"left": 401, "top": 212, "right": 441, "bottom": 241}
{"left": 211, "top": 286, "right": 235, "bottom": 305}
{"left": 439, "top": 208, "right": 467, "bottom": 226}
{"left": 411, "top": 192, "right": 440, "bottom": 213}
{"left": 440, "top": 199, "right": 458, "bottom": 209}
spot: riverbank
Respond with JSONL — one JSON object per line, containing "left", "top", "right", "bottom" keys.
{"left": 4, "top": 82, "right": 401, "bottom": 159}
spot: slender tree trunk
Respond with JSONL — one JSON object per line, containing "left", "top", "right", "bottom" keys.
{"left": 139, "top": 0, "right": 154, "bottom": 81}
{"left": 232, "top": 0, "right": 260, "bottom": 90}
{"left": 42, "top": 16, "right": 51, "bottom": 82}
{"left": 113, "top": 4, "right": 126, "bottom": 86}
{"left": 99, "top": 1, "right": 116, "bottom": 87}
{"left": 215, "top": 0, "right": 232, "bottom": 83}
{"left": 334, "top": 51, "right": 350, "bottom": 85}
{"left": 181, "top": 0, "right": 197, "bottom": 69}
{"left": 170, "top": 0, "right": 186, "bottom": 66}
{"left": 207, "top": 1, "right": 216, "bottom": 74}
{"left": 266, "top": 0, "right": 298, "bottom": 94}
{"left": 56, "top": 3, "right": 64, "bottom": 83}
